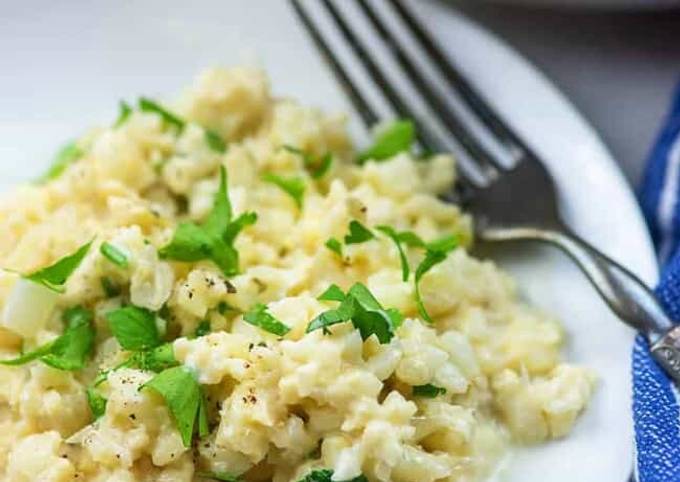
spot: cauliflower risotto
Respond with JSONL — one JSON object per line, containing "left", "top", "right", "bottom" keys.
{"left": 0, "top": 67, "right": 594, "bottom": 482}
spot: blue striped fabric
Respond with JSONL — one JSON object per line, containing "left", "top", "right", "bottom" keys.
{"left": 636, "top": 83, "right": 680, "bottom": 482}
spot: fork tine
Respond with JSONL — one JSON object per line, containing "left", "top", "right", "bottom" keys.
{"left": 387, "top": 0, "right": 525, "bottom": 161}
{"left": 290, "top": 0, "right": 379, "bottom": 128}
{"left": 355, "top": 0, "right": 509, "bottom": 172}
{"left": 318, "top": 0, "right": 491, "bottom": 187}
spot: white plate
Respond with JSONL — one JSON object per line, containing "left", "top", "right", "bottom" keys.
{"left": 0, "top": 1, "right": 657, "bottom": 481}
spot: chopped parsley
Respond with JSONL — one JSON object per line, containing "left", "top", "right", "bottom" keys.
{"left": 217, "top": 301, "right": 239, "bottom": 315}
{"left": 296, "top": 469, "right": 368, "bottom": 482}
{"left": 358, "top": 119, "right": 415, "bottom": 164}
{"left": 204, "top": 130, "right": 227, "bottom": 153}
{"left": 426, "top": 234, "right": 459, "bottom": 253}
{"left": 141, "top": 366, "right": 205, "bottom": 447}
{"left": 307, "top": 283, "right": 402, "bottom": 343}
{"left": 138, "top": 97, "right": 225, "bottom": 152}
{"left": 344, "top": 220, "right": 375, "bottom": 245}
{"left": 412, "top": 384, "right": 447, "bottom": 398}
{"left": 100, "top": 276, "right": 122, "bottom": 298}
{"left": 194, "top": 320, "right": 211, "bottom": 338}
{"left": 262, "top": 173, "right": 305, "bottom": 209}
{"left": 414, "top": 235, "right": 459, "bottom": 323}
{"left": 94, "top": 342, "right": 178, "bottom": 388}
{"left": 324, "top": 237, "right": 343, "bottom": 258}
{"left": 106, "top": 305, "right": 162, "bottom": 351}
{"left": 283, "top": 145, "right": 333, "bottom": 179}
{"left": 309, "top": 153, "right": 333, "bottom": 179}
{"left": 125, "top": 343, "right": 178, "bottom": 373}
{"left": 376, "top": 226, "right": 411, "bottom": 281}
{"left": 317, "top": 284, "right": 346, "bottom": 302}
{"left": 37, "top": 140, "right": 84, "bottom": 183}
{"left": 397, "top": 230, "right": 426, "bottom": 248}
{"left": 138, "top": 97, "right": 185, "bottom": 131}
{"left": 160, "top": 166, "right": 257, "bottom": 276}
{"left": 87, "top": 387, "right": 107, "bottom": 419}
{"left": 243, "top": 303, "right": 291, "bottom": 336}
{"left": 100, "top": 242, "right": 129, "bottom": 268}
{"left": 24, "top": 240, "right": 92, "bottom": 293}
{"left": 223, "top": 212, "right": 258, "bottom": 245}
{"left": 0, "top": 306, "right": 95, "bottom": 370}
{"left": 160, "top": 222, "right": 213, "bottom": 261}
{"left": 115, "top": 100, "right": 132, "bottom": 127}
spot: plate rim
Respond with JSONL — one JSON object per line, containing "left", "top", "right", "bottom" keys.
{"left": 426, "top": 5, "right": 658, "bottom": 480}
{"left": 444, "top": 6, "right": 658, "bottom": 281}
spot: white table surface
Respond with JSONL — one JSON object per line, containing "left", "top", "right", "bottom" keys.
{"left": 451, "top": 1, "right": 680, "bottom": 186}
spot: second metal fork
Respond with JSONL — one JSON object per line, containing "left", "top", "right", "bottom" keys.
{"left": 291, "top": 0, "right": 680, "bottom": 383}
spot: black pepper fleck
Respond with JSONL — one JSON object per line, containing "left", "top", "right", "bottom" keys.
{"left": 224, "top": 279, "right": 237, "bottom": 294}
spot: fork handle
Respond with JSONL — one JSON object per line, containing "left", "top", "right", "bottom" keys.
{"left": 480, "top": 226, "right": 680, "bottom": 384}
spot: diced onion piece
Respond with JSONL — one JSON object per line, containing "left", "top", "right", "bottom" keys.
{"left": 1, "top": 278, "right": 59, "bottom": 338}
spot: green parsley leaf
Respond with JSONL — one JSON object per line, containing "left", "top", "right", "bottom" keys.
{"left": 87, "top": 387, "right": 107, "bottom": 419}
{"left": 243, "top": 303, "right": 291, "bottom": 336}
{"left": 138, "top": 97, "right": 185, "bottom": 131}
{"left": 358, "top": 119, "right": 415, "bottom": 164}
{"left": 142, "top": 366, "right": 202, "bottom": 447}
{"left": 0, "top": 343, "right": 54, "bottom": 366}
{"left": 94, "top": 342, "right": 177, "bottom": 386}
{"left": 223, "top": 212, "right": 258, "bottom": 245}
{"left": 41, "top": 312, "right": 95, "bottom": 370}
{"left": 415, "top": 250, "right": 447, "bottom": 324}
{"left": 309, "top": 153, "right": 333, "bottom": 179}
{"left": 347, "top": 283, "right": 397, "bottom": 343}
{"left": 63, "top": 305, "right": 93, "bottom": 329}
{"left": 198, "top": 392, "right": 209, "bottom": 438}
{"left": 296, "top": 469, "right": 368, "bottom": 482}
{"left": 195, "top": 320, "right": 211, "bottom": 338}
{"left": 386, "top": 307, "right": 405, "bottom": 330}
{"left": 100, "top": 242, "right": 129, "bottom": 268}
{"left": 203, "top": 167, "right": 233, "bottom": 238}
{"left": 398, "top": 231, "right": 426, "bottom": 248}
{"left": 106, "top": 305, "right": 161, "bottom": 351}
{"left": 414, "top": 235, "right": 459, "bottom": 323}
{"left": 307, "top": 283, "right": 400, "bottom": 343}
{"left": 208, "top": 238, "right": 240, "bottom": 277}
{"left": 204, "top": 129, "right": 227, "bottom": 153}
{"left": 126, "top": 343, "right": 178, "bottom": 373}
{"left": 160, "top": 166, "right": 255, "bottom": 276}
{"left": 325, "top": 237, "right": 343, "bottom": 258}
{"left": 317, "top": 284, "right": 346, "bottom": 302}
{"left": 262, "top": 173, "right": 305, "bottom": 209}
{"left": 297, "top": 469, "right": 333, "bottom": 482}
{"left": 25, "top": 240, "right": 92, "bottom": 292}
{"left": 37, "top": 141, "right": 84, "bottom": 183}
{"left": 283, "top": 145, "right": 333, "bottom": 179}
{"left": 344, "top": 220, "right": 375, "bottom": 245}
{"left": 159, "top": 222, "right": 213, "bottom": 261}
{"left": 376, "top": 226, "right": 410, "bottom": 281}
{"left": 0, "top": 306, "right": 95, "bottom": 370}
{"left": 115, "top": 100, "right": 132, "bottom": 127}
{"left": 412, "top": 384, "right": 447, "bottom": 398}
{"left": 426, "top": 234, "right": 459, "bottom": 253}
{"left": 306, "top": 295, "right": 356, "bottom": 334}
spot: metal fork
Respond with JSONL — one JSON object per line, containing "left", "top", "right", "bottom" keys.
{"left": 290, "top": 0, "right": 680, "bottom": 383}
